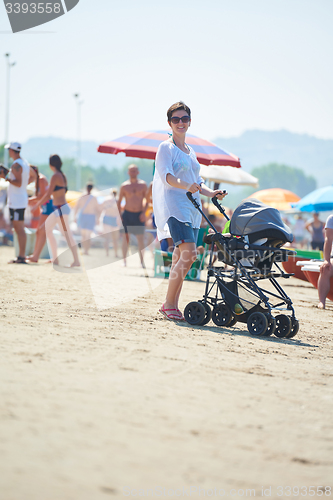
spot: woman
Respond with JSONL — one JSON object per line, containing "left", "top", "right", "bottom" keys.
{"left": 305, "top": 212, "right": 325, "bottom": 251}
{"left": 32, "top": 154, "right": 80, "bottom": 267}
{"left": 100, "top": 188, "right": 121, "bottom": 257}
{"left": 27, "top": 165, "right": 54, "bottom": 262}
{"left": 293, "top": 215, "right": 307, "bottom": 248}
{"left": 74, "top": 183, "right": 99, "bottom": 256}
{"left": 152, "top": 101, "right": 227, "bottom": 321}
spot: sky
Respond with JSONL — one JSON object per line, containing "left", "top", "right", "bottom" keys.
{"left": 0, "top": 0, "right": 332, "bottom": 145}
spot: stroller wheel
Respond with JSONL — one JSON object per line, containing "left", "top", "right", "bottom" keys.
{"left": 212, "top": 303, "right": 233, "bottom": 327}
{"left": 184, "top": 301, "right": 206, "bottom": 325}
{"left": 247, "top": 312, "right": 268, "bottom": 336}
{"left": 228, "top": 316, "right": 238, "bottom": 327}
{"left": 263, "top": 315, "right": 276, "bottom": 337}
{"left": 198, "top": 302, "right": 212, "bottom": 326}
{"left": 285, "top": 318, "right": 299, "bottom": 339}
{"left": 274, "top": 314, "right": 292, "bottom": 338}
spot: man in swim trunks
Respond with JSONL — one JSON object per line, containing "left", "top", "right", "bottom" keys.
{"left": 74, "top": 183, "right": 99, "bottom": 255}
{"left": 0, "top": 142, "right": 30, "bottom": 264}
{"left": 118, "top": 164, "right": 148, "bottom": 266}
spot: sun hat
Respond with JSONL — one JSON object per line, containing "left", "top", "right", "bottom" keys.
{"left": 4, "top": 142, "right": 21, "bottom": 152}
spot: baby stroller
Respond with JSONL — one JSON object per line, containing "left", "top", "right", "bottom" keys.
{"left": 184, "top": 193, "right": 299, "bottom": 338}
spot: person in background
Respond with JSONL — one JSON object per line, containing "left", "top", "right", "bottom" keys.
{"left": 32, "top": 154, "right": 80, "bottom": 267}
{"left": 153, "top": 101, "right": 227, "bottom": 321}
{"left": 305, "top": 212, "right": 325, "bottom": 251}
{"left": 26, "top": 166, "right": 54, "bottom": 262}
{"left": 0, "top": 142, "right": 30, "bottom": 264}
{"left": 74, "top": 183, "right": 99, "bottom": 256}
{"left": 100, "top": 188, "right": 121, "bottom": 257}
{"left": 317, "top": 213, "right": 333, "bottom": 309}
{"left": 118, "top": 164, "right": 148, "bottom": 267}
{"left": 0, "top": 209, "right": 13, "bottom": 245}
{"left": 292, "top": 215, "right": 307, "bottom": 248}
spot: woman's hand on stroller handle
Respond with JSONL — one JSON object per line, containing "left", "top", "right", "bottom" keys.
{"left": 185, "top": 190, "right": 201, "bottom": 206}
{"left": 186, "top": 182, "right": 201, "bottom": 194}
{"left": 212, "top": 189, "right": 227, "bottom": 200}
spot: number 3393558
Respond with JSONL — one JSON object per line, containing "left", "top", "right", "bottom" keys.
{"left": 5, "top": 3, "right": 61, "bottom": 14}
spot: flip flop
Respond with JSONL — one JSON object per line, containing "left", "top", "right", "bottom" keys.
{"left": 8, "top": 256, "right": 27, "bottom": 264}
{"left": 159, "top": 304, "right": 184, "bottom": 321}
{"left": 176, "top": 309, "right": 186, "bottom": 321}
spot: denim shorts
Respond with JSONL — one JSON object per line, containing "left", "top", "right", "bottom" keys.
{"left": 167, "top": 217, "right": 199, "bottom": 247}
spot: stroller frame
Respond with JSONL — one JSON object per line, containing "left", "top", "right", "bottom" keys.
{"left": 184, "top": 193, "right": 299, "bottom": 338}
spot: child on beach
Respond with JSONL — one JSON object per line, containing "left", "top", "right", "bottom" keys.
{"left": 152, "top": 101, "right": 227, "bottom": 321}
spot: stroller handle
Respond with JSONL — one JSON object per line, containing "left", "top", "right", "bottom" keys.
{"left": 186, "top": 191, "right": 216, "bottom": 231}
{"left": 186, "top": 191, "right": 229, "bottom": 235}
{"left": 211, "top": 195, "right": 230, "bottom": 221}
{"left": 186, "top": 191, "right": 229, "bottom": 221}
{"left": 186, "top": 191, "right": 200, "bottom": 208}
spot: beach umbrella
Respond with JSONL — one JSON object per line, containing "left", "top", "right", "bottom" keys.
{"left": 98, "top": 130, "right": 241, "bottom": 167}
{"left": 292, "top": 185, "right": 333, "bottom": 212}
{"left": 248, "top": 188, "right": 300, "bottom": 211}
{"left": 200, "top": 164, "right": 258, "bottom": 187}
{"left": 66, "top": 190, "right": 82, "bottom": 204}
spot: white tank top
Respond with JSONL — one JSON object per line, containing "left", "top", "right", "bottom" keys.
{"left": 8, "top": 157, "right": 30, "bottom": 209}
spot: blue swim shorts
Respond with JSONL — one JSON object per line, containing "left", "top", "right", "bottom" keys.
{"left": 167, "top": 217, "right": 199, "bottom": 247}
{"left": 41, "top": 199, "right": 54, "bottom": 216}
{"left": 78, "top": 213, "right": 96, "bottom": 230}
{"left": 103, "top": 215, "right": 117, "bottom": 227}
{"left": 54, "top": 204, "right": 71, "bottom": 217}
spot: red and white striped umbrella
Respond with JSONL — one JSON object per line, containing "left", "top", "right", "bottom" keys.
{"left": 98, "top": 130, "right": 241, "bottom": 167}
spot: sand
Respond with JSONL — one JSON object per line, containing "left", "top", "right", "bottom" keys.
{"left": 0, "top": 245, "right": 332, "bottom": 500}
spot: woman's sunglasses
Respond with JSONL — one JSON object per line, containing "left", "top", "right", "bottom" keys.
{"left": 170, "top": 115, "right": 191, "bottom": 124}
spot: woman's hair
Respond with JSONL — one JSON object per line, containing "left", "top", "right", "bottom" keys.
{"left": 112, "top": 188, "right": 117, "bottom": 197}
{"left": 30, "top": 165, "right": 39, "bottom": 196}
{"left": 49, "top": 154, "right": 66, "bottom": 182}
{"left": 49, "top": 154, "right": 62, "bottom": 171}
{"left": 167, "top": 101, "right": 191, "bottom": 122}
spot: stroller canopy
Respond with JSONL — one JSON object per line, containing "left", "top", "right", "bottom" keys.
{"left": 230, "top": 198, "right": 293, "bottom": 243}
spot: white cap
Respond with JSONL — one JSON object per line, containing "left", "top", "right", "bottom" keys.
{"left": 4, "top": 142, "right": 21, "bottom": 152}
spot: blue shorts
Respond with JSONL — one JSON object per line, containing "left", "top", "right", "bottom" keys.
{"left": 54, "top": 204, "right": 71, "bottom": 217}
{"left": 167, "top": 217, "right": 199, "bottom": 247}
{"left": 103, "top": 215, "right": 117, "bottom": 227}
{"left": 41, "top": 200, "right": 54, "bottom": 216}
{"left": 78, "top": 213, "right": 96, "bottom": 230}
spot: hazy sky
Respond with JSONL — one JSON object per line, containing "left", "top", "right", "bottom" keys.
{"left": 0, "top": 0, "right": 332, "bottom": 144}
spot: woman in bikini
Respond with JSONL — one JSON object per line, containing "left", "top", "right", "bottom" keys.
{"left": 32, "top": 154, "right": 80, "bottom": 267}
{"left": 305, "top": 212, "right": 325, "bottom": 251}
{"left": 27, "top": 165, "right": 54, "bottom": 262}
{"left": 153, "top": 101, "right": 228, "bottom": 321}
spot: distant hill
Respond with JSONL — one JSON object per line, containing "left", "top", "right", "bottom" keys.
{"left": 213, "top": 130, "right": 333, "bottom": 188}
{"left": 21, "top": 136, "right": 126, "bottom": 169}
{"left": 21, "top": 131, "right": 333, "bottom": 188}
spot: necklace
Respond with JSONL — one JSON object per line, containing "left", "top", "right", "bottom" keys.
{"left": 172, "top": 136, "right": 190, "bottom": 153}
